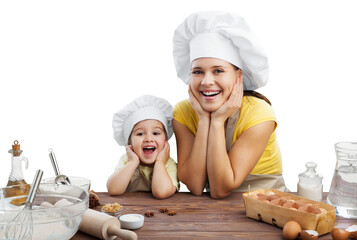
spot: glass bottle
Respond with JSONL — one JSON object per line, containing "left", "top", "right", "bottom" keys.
{"left": 297, "top": 162, "right": 323, "bottom": 202}
{"left": 5, "top": 140, "right": 30, "bottom": 205}
{"left": 327, "top": 142, "right": 357, "bottom": 219}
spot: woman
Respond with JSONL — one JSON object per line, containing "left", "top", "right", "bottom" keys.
{"left": 172, "top": 11, "right": 286, "bottom": 198}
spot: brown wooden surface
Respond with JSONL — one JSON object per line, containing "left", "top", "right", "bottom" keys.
{"left": 71, "top": 192, "right": 356, "bottom": 240}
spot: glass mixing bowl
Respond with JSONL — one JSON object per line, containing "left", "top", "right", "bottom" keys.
{"left": 0, "top": 183, "right": 89, "bottom": 240}
{"left": 42, "top": 176, "right": 91, "bottom": 192}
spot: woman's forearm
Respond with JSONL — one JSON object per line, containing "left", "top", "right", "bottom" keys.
{"left": 177, "top": 118, "right": 210, "bottom": 195}
{"left": 207, "top": 120, "right": 276, "bottom": 199}
{"left": 207, "top": 120, "right": 240, "bottom": 198}
{"left": 152, "top": 161, "right": 176, "bottom": 199}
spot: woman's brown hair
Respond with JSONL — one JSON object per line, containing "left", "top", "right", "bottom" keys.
{"left": 243, "top": 90, "right": 271, "bottom": 105}
{"left": 233, "top": 64, "right": 272, "bottom": 105}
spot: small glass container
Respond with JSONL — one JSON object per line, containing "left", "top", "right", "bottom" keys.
{"left": 297, "top": 162, "right": 323, "bottom": 202}
{"left": 5, "top": 140, "right": 30, "bottom": 205}
{"left": 101, "top": 203, "right": 123, "bottom": 218}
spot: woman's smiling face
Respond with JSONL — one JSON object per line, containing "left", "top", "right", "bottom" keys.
{"left": 130, "top": 119, "right": 166, "bottom": 166}
{"left": 190, "top": 57, "right": 242, "bottom": 112}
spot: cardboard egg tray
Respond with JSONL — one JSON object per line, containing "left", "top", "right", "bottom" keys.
{"left": 242, "top": 189, "right": 336, "bottom": 235}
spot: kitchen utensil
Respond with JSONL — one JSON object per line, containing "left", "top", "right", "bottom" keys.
{"left": 42, "top": 176, "right": 91, "bottom": 191}
{"left": 48, "top": 148, "right": 71, "bottom": 185}
{"left": 5, "top": 169, "right": 43, "bottom": 240}
{"left": 327, "top": 142, "right": 357, "bottom": 218}
{"left": 79, "top": 208, "right": 137, "bottom": 240}
{"left": 0, "top": 183, "right": 89, "bottom": 240}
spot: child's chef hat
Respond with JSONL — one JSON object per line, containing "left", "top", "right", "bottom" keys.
{"left": 173, "top": 11, "right": 269, "bottom": 90}
{"left": 113, "top": 95, "right": 173, "bottom": 146}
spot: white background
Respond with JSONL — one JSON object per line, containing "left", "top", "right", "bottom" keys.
{"left": 1, "top": 0, "right": 356, "bottom": 193}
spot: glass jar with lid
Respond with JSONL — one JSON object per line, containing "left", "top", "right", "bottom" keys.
{"left": 297, "top": 161, "right": 323, "bottom": 202}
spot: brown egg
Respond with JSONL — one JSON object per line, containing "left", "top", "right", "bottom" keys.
{"left": 295, "top": 202, "right": 308, "bottom": 209}
{"left": 270, "top": 198, "right": 287, "bottom": 206}
{"left": 265, "top": 190, "right": 276, "bottom": 196}
{"left": 346, "top": 225, "right": 357, "bottom": 239}
{"left": 300, "top": 230, "right": 319, "bottom": 240}
{"left": 282, "top": 202, "right": 295, "bottom": 208}
{"left": 295, "top": 199, "right": 307, "bottom": 205}
{"left": 283, "top": 221, "right": 301, "bottom": 240}
{"left": 281, "top": 196, "right": 294, "bottom": 201}
{"left": 298, "top": 205, "right": 321, "bottom": 214}
{"left": 331, "top": 228, "right": 349, "bottom": 240}
{"left": 283, "top": 202, "right": 299, "bottom": 209}
{"left": 257, "top": 195, "right": 270, "bottom": 201}
{"left": 268, "top": 195, "right": 280, "bottom": 201}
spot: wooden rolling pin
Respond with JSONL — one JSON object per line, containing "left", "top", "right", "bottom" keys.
{"left": 79, "top": 209, "right": 137, "bottom": 240}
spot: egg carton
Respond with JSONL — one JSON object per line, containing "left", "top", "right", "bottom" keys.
{"left": 242, "top": 189, "right": 336, "bottom": 236}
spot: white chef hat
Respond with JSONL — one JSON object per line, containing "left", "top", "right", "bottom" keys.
{"left": 112, "top": 95, "right": 173, "bottom": 146}
{"left": 173, "top": 11, "right": 269, "bottom": 90}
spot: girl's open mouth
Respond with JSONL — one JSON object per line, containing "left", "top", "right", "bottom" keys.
{"left": 143, "top": 146, "right": 156, "bottom": 155}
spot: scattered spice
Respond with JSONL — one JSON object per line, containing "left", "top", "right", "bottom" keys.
{"left": 159, "top": 208, "right": 169, "bottom": 213}
{"left": 145, "top": 211, "right": 154, "bottom": 217}
{"left": 145, "top": 208, "right": 177, "bottom": 217}
{"left": 167, "top": 210, "right": 176, "bottom": 216}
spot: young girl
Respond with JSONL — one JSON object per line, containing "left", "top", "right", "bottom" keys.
{"left": 172, "top": 11, "right": 286, "bottom": 198}
{"left": 107, "top": 95, "right": 179, "bottom": 199}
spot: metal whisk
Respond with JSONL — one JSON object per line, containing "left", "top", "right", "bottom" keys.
{"left": 5, "top": 169, "right": 43, "bottom": 240}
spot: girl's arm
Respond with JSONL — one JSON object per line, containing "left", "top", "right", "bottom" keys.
{"left": 106, "top": 146, "right": 140, "bottom": 195}
{"left": 173, "top": 86, "right": 210, "bottom": 195}
{"left": 151, "top": 142, "right": 176, "bottom": 199}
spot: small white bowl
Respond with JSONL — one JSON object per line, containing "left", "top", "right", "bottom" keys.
{"left": 119, "top": 214, "right": 144, "bottom": 230}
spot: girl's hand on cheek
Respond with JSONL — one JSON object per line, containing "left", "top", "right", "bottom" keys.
{"left": 126, "top": 145, "right": 140, "bottom": 165}
{"left": 188, "top": 85, "right": 210, "bottom": 120}
{"left": 212, "top": 77, "right": 243, "bottom": 123}
{"left": 156, "top": 142, "right": 170, "bottom": 164}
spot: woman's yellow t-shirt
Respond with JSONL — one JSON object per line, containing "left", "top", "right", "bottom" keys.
{"left": 173, "top": 96, "right": 282, "bottom": 174}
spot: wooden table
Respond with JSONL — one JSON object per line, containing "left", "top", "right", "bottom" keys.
{"left": 71, "top": 192, "right": 355, "bottom": 240}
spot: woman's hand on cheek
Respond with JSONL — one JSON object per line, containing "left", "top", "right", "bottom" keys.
{"left": 156, "top": 142, "right": 170, "bottom": 165}
{"left": 211, "top": 77, "right": 243, "bottom": 124}
{"left": 126, "top": 145, "right": 140, "bottom": 165}
{"left": 188, "top": 85, "right": 210, "bottom": 120}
